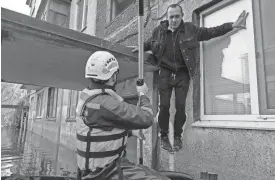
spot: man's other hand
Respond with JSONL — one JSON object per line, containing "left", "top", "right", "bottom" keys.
{"left": 233, "top": 10, "right": 249, "bottom": 29}
{"left": 128, "top": 46, "right": 139, "bottom": 53}
{"left": 132, "top": 130, "right": 146, "bottom": 140}
{"left": 136, "top": 82, "right": 149, "bottom": 96}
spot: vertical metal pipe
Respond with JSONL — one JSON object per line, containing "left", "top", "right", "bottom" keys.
{"left": 138, "top": 0, "right": 144, "bottom": 81}
{"left": 138, "top": 0, "right": 144, "bottom": 165}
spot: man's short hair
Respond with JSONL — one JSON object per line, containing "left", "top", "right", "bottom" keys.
{"left": 167, "top": 4, "right": 184, "bottom": 16}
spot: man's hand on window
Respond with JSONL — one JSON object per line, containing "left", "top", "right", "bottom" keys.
{"left": 233, "top": 10, "right": 249, "bottom": 30}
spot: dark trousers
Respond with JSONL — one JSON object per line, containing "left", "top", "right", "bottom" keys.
{"left": 157, "top": 67, "right": 190, "bottom": 137}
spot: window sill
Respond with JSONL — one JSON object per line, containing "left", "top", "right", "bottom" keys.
{"left": 192, "top": 120, "right": 275, "bottom": 131}
{"left": 66, "top": 118, "right": 76, "bottom": 122}
{"left": 46, "top": 117, "right": 56, "bottom": 121}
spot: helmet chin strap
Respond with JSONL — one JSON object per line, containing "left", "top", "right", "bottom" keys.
{"left": 112, "top": 73, "right": 118, "bottom": 88}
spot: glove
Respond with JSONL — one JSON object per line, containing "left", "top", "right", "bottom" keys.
{"left": 136, "top": 82, "right": 148, "bottom": 96}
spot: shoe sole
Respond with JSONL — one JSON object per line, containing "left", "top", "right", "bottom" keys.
{"left": 173, "top": 146, "right": 182, "bottom": 152}
{"left": 161, "top": 147, "right": 174, "bottom": 153}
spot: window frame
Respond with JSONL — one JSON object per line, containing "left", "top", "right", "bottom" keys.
{"left": 76, "top": 0, "right": 88, "bottom": 32}
{"left": 252, "top": 0, "right": 275, "bottom": 115}
{"left": 192, "top": 0, "right": 275, "bottom": 130}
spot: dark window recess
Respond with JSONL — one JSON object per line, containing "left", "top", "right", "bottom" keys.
{"left": 110, "top": 0, "right": 135, "bottom": 21}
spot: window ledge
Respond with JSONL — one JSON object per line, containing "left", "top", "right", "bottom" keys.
{"left": 46, "top": 117, "right": 56, "bottom": 121}
{"left": 66, "top": 118, "right": 76, "bottom": 122}
{"left": 192, "top": 120, "right": 275, "bottom": 131}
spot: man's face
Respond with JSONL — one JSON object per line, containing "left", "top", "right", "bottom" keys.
{"left": 167, "top": 6, "right": 183, "bottom": 30}
{"left": 112, "top": 71, "right": 118, "bottom": 87}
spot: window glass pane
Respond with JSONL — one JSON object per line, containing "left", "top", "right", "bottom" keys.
{"left": 68, "top": 91, "right": 78, "bottom": 117}
{"left": 48, "top": 88, "right": 53, "bottom": 117}
{"left": 83, "top": 3, "right": 88, "bottom": 27}
{"left": 48, "top": 10, "right": 68, "bottom": 27}
{"left": 52, "top": 89, "right": 58, "bottom": 117}
{"left": 47, "top": 88, "right": 58, "bottom": 118}
{"left": 259, "top": 0, "right": 275, "bottom": 109}
{"left": 50, "top": 0, "right": 69, "bottom": 15}
{"left": 37, "top": 93, "right": 43, "bottom": 117}
{"left": 202, "top": 0, "right": 253, "bottom": 115}
{"left": 77, "top": 0, "right": 84, "bottom": 30}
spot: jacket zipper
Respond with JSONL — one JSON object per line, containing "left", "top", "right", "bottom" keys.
{"left": 172, "top": 30, "right": 179, "bottom": 79}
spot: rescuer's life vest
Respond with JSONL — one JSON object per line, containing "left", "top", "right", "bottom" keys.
{"left": 76, "top": 88, "right": 128, "bottom": 179}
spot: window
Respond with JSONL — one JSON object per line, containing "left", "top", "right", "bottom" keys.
{"left": 67, "top": 90, "right": 79, "bottom": 118}
{"left": 108, "top": 0, "right": 135, "bottom": 22}
{"left": 47, "top": 0, "right": 70, "bottom": 27}
{"left": 196, "top": 0, "right": 275, "bottom": 128}
{"left": 36, "top": 92, "right": 44, "bottom": 118}
{"left": 76, "top": 0, "right": 88, "bottom": 31}
{"left": 47, "top": 88, "right": 58, "bottom": 118}
{"left": 48, "top": 10, "right": 69, "bottom": 27}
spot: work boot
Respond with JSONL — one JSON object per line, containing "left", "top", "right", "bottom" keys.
{"left": 161, "top": 136, "right": 173, "bottom": 152}
{"left": 173, "top": 136, "right": 183, "bottom": 151}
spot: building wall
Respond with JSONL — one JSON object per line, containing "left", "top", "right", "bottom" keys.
{"left": 26, "top": 0, "right": 274, "bottom": 179}
{"left": 29, "top": 88, "right": 63, "bottom": 143}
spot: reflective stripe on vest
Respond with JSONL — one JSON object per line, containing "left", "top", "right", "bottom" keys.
{"left": 76, "top": 89, "right": 128, "bottom": 172}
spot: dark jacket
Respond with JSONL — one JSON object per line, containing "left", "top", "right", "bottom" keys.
{"left": 144, "top": 20, "right": 233, "bottom": 78}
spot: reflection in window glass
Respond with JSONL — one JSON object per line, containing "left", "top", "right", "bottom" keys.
{"left": 259, "top": 0, "right": 275, "bottom": 109}
{"left": 202, "top": 0, "right": 252, "bottom": 115}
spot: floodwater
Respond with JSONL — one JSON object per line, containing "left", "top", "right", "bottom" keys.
{"left": 1, "top": 127, "right": 77, "bottom": 178}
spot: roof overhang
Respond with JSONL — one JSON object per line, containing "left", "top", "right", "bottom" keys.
{"left": 1, "top": 8, "right": 158, "bottom": 90}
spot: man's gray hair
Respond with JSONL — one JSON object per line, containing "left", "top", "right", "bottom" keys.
{"left": 167, "top": 4, "right": 184, "bottom": 16}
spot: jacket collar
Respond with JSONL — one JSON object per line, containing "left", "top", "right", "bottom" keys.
{"left": 88, "top": 83, "right": 115, "bottom": 91}
{"left": 160, "top": 20, "right": 185, "bottom": 32}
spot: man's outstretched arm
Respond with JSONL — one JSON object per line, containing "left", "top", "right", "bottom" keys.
{"left": 196, "top": 10, "right": 249, "bottom": 41}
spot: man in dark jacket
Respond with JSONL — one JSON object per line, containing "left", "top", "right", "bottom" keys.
{"left": 133, "top": 4, "right": 248, "bottom": 152}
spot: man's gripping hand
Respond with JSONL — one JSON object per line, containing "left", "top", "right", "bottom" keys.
{"left": 136, "top": 82, "right": 149, "bottom": 96}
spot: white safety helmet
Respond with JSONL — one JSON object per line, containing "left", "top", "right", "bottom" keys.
{"left": 85, "top": 51, "right": 119, "bottom": 80}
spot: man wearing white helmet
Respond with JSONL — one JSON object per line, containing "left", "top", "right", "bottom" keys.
{"left": 76, "top": 51, "right": 170, "bottom": 179}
